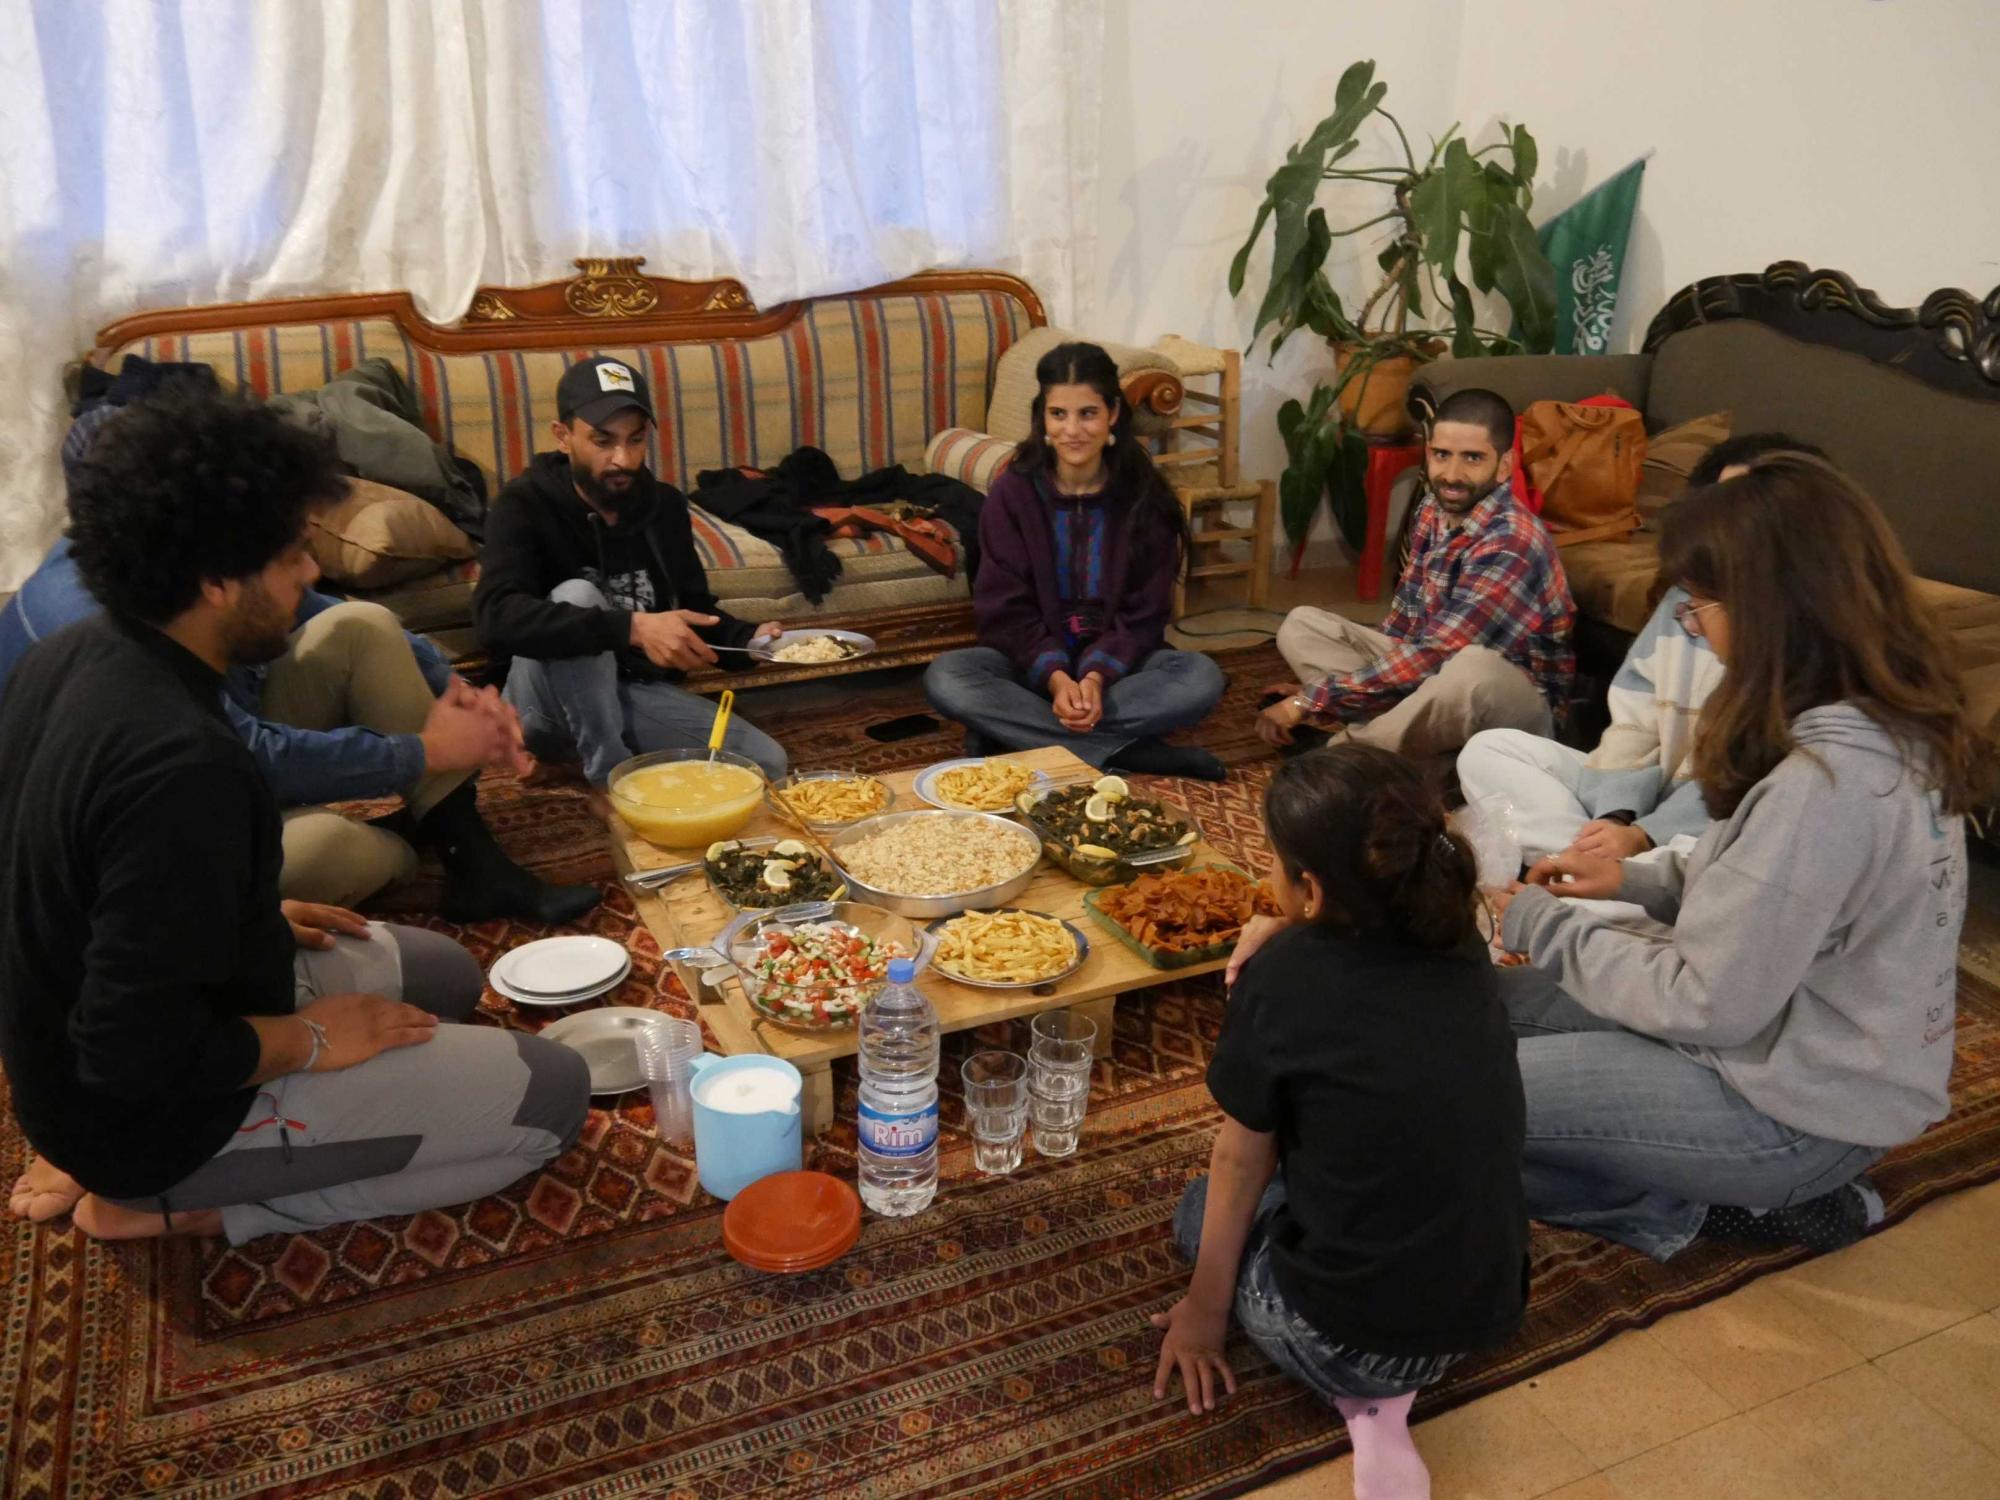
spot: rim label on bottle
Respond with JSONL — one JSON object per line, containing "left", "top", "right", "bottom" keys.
{"left": 858, "top": 1101, "right": 939, "bottom": 1158}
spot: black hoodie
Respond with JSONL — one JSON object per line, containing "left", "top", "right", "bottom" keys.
{"left": 474, "top": 452, "right": 757, "bottom": 682}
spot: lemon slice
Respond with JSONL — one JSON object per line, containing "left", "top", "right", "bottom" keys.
{"left": 1093, "top": 775, "right": 1130, "bottom": 801}
{"left": 1176, "top": 829, "right": 1199, "bottom": 846}
{"left": 772, "top": 839, "right": 810, "bottom": 858}
{"left": 1074, "top": 843, "right": 1119, "bottom": 860}
{"left": 762, "top": 861, "right": 794, "bottom": 891}
{"left": 706, "top": 841, "right": 735, "bottom": 861}
{"left": 1084, "top": 793, "right": 1114, "bottom": 822}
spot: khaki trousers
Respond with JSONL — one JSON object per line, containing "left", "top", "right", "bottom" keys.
{"left": 260, "top": 602, "right": 469, "bottom": 905}
{"left": 1276, "top": 606, "right": 1552, "bottom": 758}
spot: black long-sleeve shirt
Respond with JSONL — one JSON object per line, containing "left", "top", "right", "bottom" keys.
{"left": 473, "top": 452, "right": 756, "bottom": 681}
{"left": 0, "top": 615, "right": 293, "bottom": 1198}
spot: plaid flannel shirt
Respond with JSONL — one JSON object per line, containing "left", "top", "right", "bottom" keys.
{"left": 1303, "top": 483, "right": 1575, "bottom": 723}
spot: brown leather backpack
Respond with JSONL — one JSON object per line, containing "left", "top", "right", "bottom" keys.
{"left": 1517, "top": 395, "right": 1646, "bottom": 546}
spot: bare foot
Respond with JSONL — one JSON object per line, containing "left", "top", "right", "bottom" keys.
{"left": 8, "top": 1157, "right": 86, "bottom": 1222}
{"left": 72, "top": 1195, "right": 225, "bottom": 1241}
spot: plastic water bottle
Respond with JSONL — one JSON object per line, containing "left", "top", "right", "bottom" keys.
{"left": 856, "top": 957, "right": 939, "bottom": 1215}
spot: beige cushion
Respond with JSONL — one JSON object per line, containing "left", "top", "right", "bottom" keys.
{"left": 1561, "top": 533, "right": 1665, "bottom": 636}
{"left": 309, "top": 479, "right": 475, "bottom": 588}
{"left": 1647, "top": 321, "right": 2000, "bottom": 596}
{"left": 1638, "top": 410, "right": 1732, "bottom": 524}
{"left": 923, "top": 427, "right": 1017, "bottom": 493}
{"left": 985, "top": 327, "right": 1179, "bottom": 443}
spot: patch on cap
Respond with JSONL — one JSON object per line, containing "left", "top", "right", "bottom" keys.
{"left": 596, "top": 362, "right": 636, "bottom": 394}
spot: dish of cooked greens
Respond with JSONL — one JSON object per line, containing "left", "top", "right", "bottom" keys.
{"left": 704, "top": 838, "right": 847, "bottom": 908}
{"left": 1018, "top": 776, "right": 1199, "bottom": 860}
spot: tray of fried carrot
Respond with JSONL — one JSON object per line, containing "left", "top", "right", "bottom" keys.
{"left": 1081, "top": 863, "right": 1282, "bottom": 969}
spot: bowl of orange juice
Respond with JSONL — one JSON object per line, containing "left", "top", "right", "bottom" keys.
{"left": 608, "top": 749, "right": 768, "bottom": 850}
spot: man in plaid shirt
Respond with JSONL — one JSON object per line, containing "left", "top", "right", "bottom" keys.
{"left": 1262, "top": 388, "right": 1573, "bottom": 755}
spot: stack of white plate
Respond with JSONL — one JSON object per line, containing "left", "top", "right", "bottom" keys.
{"left": 489, "top": 936, "right": 632, "bottom": 1008}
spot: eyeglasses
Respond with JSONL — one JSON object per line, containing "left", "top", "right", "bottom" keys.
{"left": 1673, "top": 598, "right": 1723, "bottom": 637}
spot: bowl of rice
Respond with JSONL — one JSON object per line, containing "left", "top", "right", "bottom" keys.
{"left": 825, "top": 810, "right": 1043, "bottom": 918}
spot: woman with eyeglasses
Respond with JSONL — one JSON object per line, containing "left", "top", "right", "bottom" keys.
{"left": 1486, "top": 453, "right": 1991, "bottom": 1260}
{"left": 1457, "top": 434, "right": 1827, "bottom": 933}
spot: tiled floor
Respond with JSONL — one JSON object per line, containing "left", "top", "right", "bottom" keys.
{"left": 1241, "top": 1179, "right": 2000, "bottom": 1500}
{"left": 1242, "top": 840, "right": 2000, "bottom": 1499}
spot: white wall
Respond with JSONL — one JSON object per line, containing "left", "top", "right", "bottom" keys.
{"left": 1453, "top": 0, "right": 2000, "bottom": 353}
{"left": 1094, "top": 0, "right": 1467, "bottom": 519}
{"left": 1093, "top": 0, "right": 2000, "bottom": 515}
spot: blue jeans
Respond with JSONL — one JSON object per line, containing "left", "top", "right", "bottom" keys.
{"left": 502, "top": 580, "right": 789, "bottom": 786}
{"left": 1502, "top": 967, "right": 1883, "bottom": 1260}
{"left": 1173, "top": 1175, "right": 1460, "bottom": 1402}
{"left": 924, "top": 646, "right": 1225, "bottom": 767}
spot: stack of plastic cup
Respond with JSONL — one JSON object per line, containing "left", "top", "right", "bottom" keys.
{"left": 635, "top": 1017, "right": 705, "bottom": 1150}
{"left": 961, "top": 1050, "right": 1030, "bottom": 1174}
{"left": 1028, "top": 1011, "right": 1096, "bottom": 1159}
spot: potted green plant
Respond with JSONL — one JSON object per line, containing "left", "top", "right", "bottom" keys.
{"left": 1231, "top": 60, "right": 1560, "bottom": 554}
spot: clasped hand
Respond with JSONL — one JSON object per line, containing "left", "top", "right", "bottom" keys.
{"left": 1049, "top": 670, "right": 1104, "bottom": 733}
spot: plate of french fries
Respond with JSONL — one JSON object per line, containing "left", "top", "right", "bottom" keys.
{"left": 924, "top": 907, "right": 1090, "bottom": 989}
{"left": 765, "top": 770, "right": 894, "bottom": 831}
{"left": 913, "top": 757, "right": 1050, "bottom": 813}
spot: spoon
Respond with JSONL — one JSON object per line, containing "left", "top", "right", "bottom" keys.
{"left": 707, "top": 688, "right": 735, "bottom": 763}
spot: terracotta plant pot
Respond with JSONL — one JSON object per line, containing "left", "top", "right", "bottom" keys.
{"left": 1332, "top": 344, "right": 1429, "bottom": 437}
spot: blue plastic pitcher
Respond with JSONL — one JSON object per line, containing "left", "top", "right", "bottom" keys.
{"left": 687, "top": 1054, "right": 803, "bottom": 1200}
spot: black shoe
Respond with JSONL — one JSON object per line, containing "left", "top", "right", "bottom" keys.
{"left": 1105, "top": 738, "right": 1227, "bottom": 782}
{"left": 1700, "top": 1178, "right": 1884, "bottom": 1254}
{"left": 419, "top": 784, "right": 603, "bottom": 926}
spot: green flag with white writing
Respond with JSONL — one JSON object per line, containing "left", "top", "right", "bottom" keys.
{"left": 1537, "top": 157, "right": 1647, "bottom": 354}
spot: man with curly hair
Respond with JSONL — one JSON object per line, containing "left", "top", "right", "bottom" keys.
{"left": 0, "top": 400, "right": 598, "bottom": 924}
{"left": 0, "top": 387, "right": 590, "bottom": 1243}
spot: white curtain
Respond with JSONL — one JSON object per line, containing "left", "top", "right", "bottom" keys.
{"left": 0, "top": 0, "right": 1103, "bottom": 590}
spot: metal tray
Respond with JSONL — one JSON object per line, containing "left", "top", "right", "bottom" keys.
{"left": 924, "top": 909, "right": 1091, "bottom": 991}
{"left": 824, "top": 809, "right": 1042, "bottom": 919}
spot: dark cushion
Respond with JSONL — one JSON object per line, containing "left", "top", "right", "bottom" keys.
{"left": 1647, "top": 321, "right": 2000, "bottom": 595}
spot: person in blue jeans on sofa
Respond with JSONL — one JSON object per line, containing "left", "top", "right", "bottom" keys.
{"left": 924, "top": 342, "right": 1227, "bottom": 780}
{"left": 0, "top": 464, "right": 596, "bottom": 925}
{"left": 473, "top": 356, "right": 788, "bottom": 786}
{"left": 1487, "top": 454, "right": 1989, "bottom": 1261}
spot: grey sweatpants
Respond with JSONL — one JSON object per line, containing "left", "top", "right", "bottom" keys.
{"left": 133, "top": 923, "right": 590, "bottom": 1245}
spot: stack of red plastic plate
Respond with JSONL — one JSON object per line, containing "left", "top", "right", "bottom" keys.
{"left": 721, "top": 1171, "right": 863, "bottom": 1273}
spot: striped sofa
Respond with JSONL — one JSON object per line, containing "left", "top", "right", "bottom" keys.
{"left": 88, "top": 266, "right": 1115, "bottom": 668}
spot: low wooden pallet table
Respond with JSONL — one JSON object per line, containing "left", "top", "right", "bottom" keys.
{"left": 609, "top": 745, "right": 1229, "bottom": 1135}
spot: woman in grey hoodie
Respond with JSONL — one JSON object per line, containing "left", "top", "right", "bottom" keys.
{"left": 1492, "top": 455, "right": 1992, "bottom": 1260}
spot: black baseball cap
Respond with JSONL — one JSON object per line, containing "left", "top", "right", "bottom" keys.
{"left": 556, "top": 355, "right": 654, "bottom": 429}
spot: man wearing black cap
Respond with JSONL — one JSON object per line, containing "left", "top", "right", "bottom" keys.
{"left": 474, "top": 356, "right": 789, "bottom": 785}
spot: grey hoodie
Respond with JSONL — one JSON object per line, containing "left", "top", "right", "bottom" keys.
{"left": 1502, "top": 703, "right": 1965, "bottom": 1148}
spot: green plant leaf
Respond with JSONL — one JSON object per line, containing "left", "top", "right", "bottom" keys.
{"left": 1227, "top": 200, "right": 1272, "bottom": 298}
{"left": 1276, "top": 385, "right": 1346, "bottom": 547}
{"left": 1407, "top": 137, "right": 1481, "bottom": 276}
{"left": 1487, "top": 204, "right": 1559, "bottom": 353}
{"left": 1510, "top": 124, "right": 1538, "bottom": 192}
{"left": 1264, "top": 207, "right": 1337, "bottom": 352}
{"left": 1445, "top": 277, "right": 1481, "bottom": 357}
{"left": 1327, "top": 429, "right": 1371, "bottom": 551}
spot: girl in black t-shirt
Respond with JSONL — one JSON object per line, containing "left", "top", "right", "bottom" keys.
{"left": 1153, "top": 746, "right": 1527, "bottom": 1500}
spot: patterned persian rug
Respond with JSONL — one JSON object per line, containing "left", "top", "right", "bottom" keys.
{"left": 3, "top": 644, "right": 1997, "bottom": 1498}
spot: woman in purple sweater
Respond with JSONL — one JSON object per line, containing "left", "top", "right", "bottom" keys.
{"left": 925, "top": 343, "right": 1228, "bottom": 780}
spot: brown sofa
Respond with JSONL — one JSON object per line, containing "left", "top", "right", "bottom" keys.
{"left": 1409, "top": 261, "right": 2000, "bottom": 737}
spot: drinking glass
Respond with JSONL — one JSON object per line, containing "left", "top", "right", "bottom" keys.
{"left": 635, "top": 1017, "right": 704, "bottom": 1150}
{"left": 961, "top": 1050, "right": 1030, "bottom": 1174}
{"left": 1028, "top": 1010, "right": 1096, "bottom": 1159}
